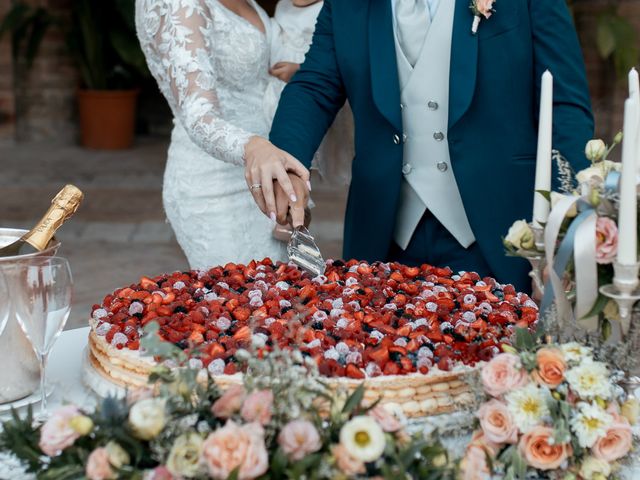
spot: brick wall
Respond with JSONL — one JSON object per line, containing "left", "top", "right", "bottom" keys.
{"left": 0, "top": 0, "right": 15, "bottom": 141}
{"left": 12, "top": 0, "right": 78, "bottom": 143}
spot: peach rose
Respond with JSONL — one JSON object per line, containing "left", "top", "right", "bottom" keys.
{"left": 331, "top": 444, "right": 366, "bottom": 476}
{"left": 476, "top": 0, "right": 495, "bottom": 18}
{"left": 240, "top": 390, "right": 273, "bottom": 425}
{"left": 369, "top": 405, "right": 402, "bottom": 433}
{"left": 211, "top": 385, "right": 246, "bottom": 419}
{"left": 518, "top": 425, "right": 572, "bottom": 470}
{"left": 481, "top": 353, "right": 528, "bottom": 397}
{"left": 595, "top": 217, "right": 618, "bottom": 265}
{"left": 39, "top": 405, "right": 82, "bottom": 456}
{"left": 592, "top": 416, "right": 633, "bottom": 462}
{"left": 477, "top": 399, "right": 518, "bottom": 445}
{"left": 533, "top": 347, "right": 567, "bottom": 388}
{"left": 201, "top": 421, "right": 268, "bottom": 480}
{"left": 278, "top": 419, "right": 322, "bottom": 461}
{"left": 86, "top": 447, "right": 115, "bottom": 480}
{"left": 459, "top": 432, "right": 497, "bottom": 480}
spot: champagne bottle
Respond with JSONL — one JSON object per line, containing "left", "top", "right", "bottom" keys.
{"left": 0, "top": 185, "right": 84, "bottom": 257}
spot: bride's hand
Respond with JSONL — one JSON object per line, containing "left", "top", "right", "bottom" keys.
{"left": 244, "top": 136, "right": 310, "bottom": 220}
{"left": 274, "top": 173, "right": 310, "bottom": 228}
{"left": 269, "top": 62, "right": 300, "bottom": 83}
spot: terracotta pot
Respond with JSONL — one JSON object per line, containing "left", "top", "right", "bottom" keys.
{"left": 77, "top": 89, "right": 139, "bottom": 150}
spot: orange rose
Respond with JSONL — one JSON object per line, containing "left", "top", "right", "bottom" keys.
{"left": 518, "top": 426, "right": 572, "bottom": 470}
{"left": 592, "top": 415, "right": 633, "bottom": 462}
{"left": 533, "top": 348, "right": 566, "bottom": 388}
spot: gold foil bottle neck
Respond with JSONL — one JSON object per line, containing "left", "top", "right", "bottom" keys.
{"left": 52, "top": 184, "right": 84, "bottom": 216}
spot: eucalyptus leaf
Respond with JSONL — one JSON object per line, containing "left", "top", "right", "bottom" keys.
{"left": 341, "top": 383, "right": 365, "bottom": 414}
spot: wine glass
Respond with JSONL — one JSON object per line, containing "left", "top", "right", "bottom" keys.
{"left": 8, "top": 256, "right": 72, "bottom": 416}
{"left": 0, "top": 271, "right": 10, "bottom": 337}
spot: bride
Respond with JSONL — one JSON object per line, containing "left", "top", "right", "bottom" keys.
{"left": 135, "top": 0, "right": 309, "bottom": 269}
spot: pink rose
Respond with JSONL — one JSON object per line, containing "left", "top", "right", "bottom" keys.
{"left": 211, "top": 385, "right": 246, "bottom": 419}
{"left": 475, "top": 0, "right": 495, "bottom": 18}
{"left": 518, "top": 426, "right": 572, "bottom": 470}
{"left": 146, "top": 466, "right": 174, "bottom": 480}
{"left": 481, "top": 353, "right": 528, "bottom": 397}
{"left": 459, "top": 432, "right": 498, "bottom": 480}
{"left": 477, "top": 399, "right": 518, "bottom": 445}
{"left": 202, "top": 421, "right": 269, "bottom": 480}
{"left": 86, "top": 447, "right": 115, "bottom": 480}
{"left": 278, "top": 419, "right": 322, "bottom": 461}
{"left": 331, "top": 444, "right": 366, "bottom": 476}
{"left": 39, "top": 405, "right": 82, "bottom": 456}
{"left": 592, "top": 415, "right": 633, "bottom": 462}
{"left": 240, "top": 390, "right": 273, "bottom": 425}
{"left": 368, "top": 405, "right": 402, "bottom": 433}
{"left": 595, "top": 217, "right": 618, "bottom": 264}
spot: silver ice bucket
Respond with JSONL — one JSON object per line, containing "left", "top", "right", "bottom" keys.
{"left": 0, "top": 228, "right": 61, "bottom": 403}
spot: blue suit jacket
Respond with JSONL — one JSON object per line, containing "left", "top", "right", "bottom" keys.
{"left": 270, "top": 0, "right": 593, "bottom": 290}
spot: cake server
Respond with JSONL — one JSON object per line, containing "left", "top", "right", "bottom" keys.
{"left": 287, "top": 225, "right": 326, "bottom": 277}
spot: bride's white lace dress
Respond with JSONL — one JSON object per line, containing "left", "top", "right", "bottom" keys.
{"left": 135, "top": 0, "right": 286, "bottom": 269}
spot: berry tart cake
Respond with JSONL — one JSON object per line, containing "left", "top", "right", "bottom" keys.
{"left": 87, "top": 259, "right": 538, "bottom": 417}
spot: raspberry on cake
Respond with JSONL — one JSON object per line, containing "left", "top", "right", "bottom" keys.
{"left": 87, "top": 259, "right": 538, "bottom": 417}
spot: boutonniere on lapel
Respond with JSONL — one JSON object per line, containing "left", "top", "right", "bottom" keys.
{"left": 470, "top": 0, "right": 496, "bottom": 34}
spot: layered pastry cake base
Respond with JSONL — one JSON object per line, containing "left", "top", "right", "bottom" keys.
{"left": 87, "top": 324, "right": 477, "bottom": 418}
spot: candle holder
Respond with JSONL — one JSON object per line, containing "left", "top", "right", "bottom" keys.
{"left": 521, "top": 223, "right": 547, "bottom": 296}
{"left": 599, "top": 262, "right": 640, "bottom": 343}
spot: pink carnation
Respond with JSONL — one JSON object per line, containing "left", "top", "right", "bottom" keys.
{"left": 278, "top": 419, "right": 322, "bottom": 461}
{"left": 595, "top": 217, "right": 618, "bottom": 264}
{"left": 211, "top": 385, "right": 246, "bottom": 419}
{"left": 39, "top": 405, "right": 82, "bottom": 456}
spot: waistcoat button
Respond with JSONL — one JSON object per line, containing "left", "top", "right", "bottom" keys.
{"left": 402, "top": 163, "right": 413, "bottom": 175}
{"left": 433, "top": 132, "right": 445, "bottom": 141}
{"left": 428, "top": 101, "right": 439, "bottom": 110}
{"left": 437, "top": 162, "right": 448, "bottom": 172}
{"left": 393, "top": 134, "right": 401, "bottom": 144}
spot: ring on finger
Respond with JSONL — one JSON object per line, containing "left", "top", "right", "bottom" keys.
{"left": 249, "top": 183, "right": 262, "bottom": 191}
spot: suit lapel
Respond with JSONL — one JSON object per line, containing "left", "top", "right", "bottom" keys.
{"left": 448, "top": 0, "right": 478, "bottom": 129}
{"left": 368, "top": 0, "right": 402, "bottom": 132}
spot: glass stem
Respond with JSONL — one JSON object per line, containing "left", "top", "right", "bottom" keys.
{"left": 40, "top": 352, "right": 49, "bottom": 417}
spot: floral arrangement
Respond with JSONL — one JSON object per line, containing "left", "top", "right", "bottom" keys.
{"left": 459, "top": 329, "right": 639, "bottom": 480}
{"left": 503, "top": 136, "right": 624, "bottom": 334}
{"left": 0, "top": 323, "right": 456, "bottom": 480}
{"left": 470, "top": 0, "right": 496, "bottom": 34}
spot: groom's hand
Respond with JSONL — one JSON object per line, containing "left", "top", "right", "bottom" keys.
{"left": 274, "top": 174, "right": 310, "bottom": 228}
{"left": 244, "top": 136, "right": 310, "bottom": 221}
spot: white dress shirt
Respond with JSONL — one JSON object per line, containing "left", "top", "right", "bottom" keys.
{"left": 391, "top": 0, "right": 441, "bottom": 20}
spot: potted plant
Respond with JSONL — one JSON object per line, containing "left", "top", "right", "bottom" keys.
{"left": 0, "top": 0, "right": 149, "bottom": 149}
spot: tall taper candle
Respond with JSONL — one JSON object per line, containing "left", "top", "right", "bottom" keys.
{"left": 630, "top": 68, "right": 640, "bottom": 100}
{"left": 533, "top": 70, "right": 553, "bottom": 227}
{"left": 618, "top": 98, "right": 638, "bottom": 266}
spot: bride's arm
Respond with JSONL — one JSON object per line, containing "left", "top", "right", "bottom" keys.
{"left": 138, "top": 0, "right": 253, "bottom": 166}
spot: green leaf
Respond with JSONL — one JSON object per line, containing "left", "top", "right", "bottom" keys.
{"left": 583, "top": 293, "right": 609, "bottom": 319}
{"left": 514, "top": 328, "right": 535, "bottom": 351}
{"left": 227, "top": 466, "right": 240, "bottom": 480}
{"left": 597, "top": 17, "right": 616, "bottom": 58}
{"left": 341, "top": 383, "right": 365, "bottom": 414}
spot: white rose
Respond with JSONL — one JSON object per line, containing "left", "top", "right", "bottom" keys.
{"left": 576, "top": 160, "right": 620, "bottom": 185}
{"left": 166, "top": 432, "right": 204, "bottom": 478}
{"left": 585, "top": 139, "right": 607, "bottom": 162}
{"left": 129, "top": 398, "right": 166, "bottom": 440}
{"left": 105, "top": 441, "right": 130, "bottom": 469}
{"left": 504, "top": 220, "right": 535, "bottom": 250}
{"left": 550, "top": 192, "right": 578, "bottom": 218}
{"left": 579, "top": 456, "right": 611, "bottom": 480}
{"left": 339, "top": 416, "right": 386, "bottom": 463}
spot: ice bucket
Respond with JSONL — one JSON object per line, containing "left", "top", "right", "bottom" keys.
{"left": 0, "top": 228, "right": 61, "bottom": 403}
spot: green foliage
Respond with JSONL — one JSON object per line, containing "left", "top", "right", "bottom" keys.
{"left": 0, "top": 0, "right": 149, "bottom": 89}
{"left": 597, "top": 11, "right": 640, "bottom": 79}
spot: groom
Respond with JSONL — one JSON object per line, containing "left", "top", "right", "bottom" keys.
{"left": 267, "top": 0, "right": 593, "bottom": 291}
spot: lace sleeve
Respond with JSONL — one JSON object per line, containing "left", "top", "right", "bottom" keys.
{"left": 137, "top": 0, "right": 254, "bottom": 165}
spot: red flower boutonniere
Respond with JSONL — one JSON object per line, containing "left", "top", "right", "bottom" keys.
{"left": 470, "top": 0, "right": 496, "bottom": 34}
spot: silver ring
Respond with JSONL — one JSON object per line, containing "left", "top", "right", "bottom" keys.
{"left": 249, "top": 184, "right": 262, "bottom": 191}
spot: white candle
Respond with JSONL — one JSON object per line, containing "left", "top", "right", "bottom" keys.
{"left": 533, "top": 70, "right": 553, "bottom": 227}
{"left": 630, "top": 68, "right": 640, "bottom": 100}
{"left": 618, "top": 98, "right": 638, "bottom": 266}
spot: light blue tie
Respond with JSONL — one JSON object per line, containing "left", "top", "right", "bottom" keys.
{"left": 395, "top": 0, "right": 430, "bottom": 67}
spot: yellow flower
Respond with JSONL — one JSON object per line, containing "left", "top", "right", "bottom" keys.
{"left": 69, "top": 415, "right": 93, "bottom": 436}
{"left": 621, "top": 398, "right": 640, "bottom": 425}
{"left": 105, "top": 441, "right": 130, "bottom": 469}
